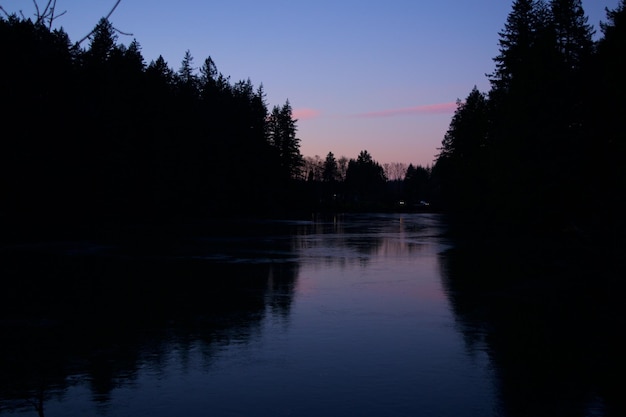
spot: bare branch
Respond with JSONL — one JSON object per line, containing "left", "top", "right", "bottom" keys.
{"left": 0, "top": 5, "right": 31, "bottom": 21}
{"left": 104, "top": 0, "right": 122, "bottom": 21}
{"left": 3, "top": 1, "right": 129, "bottom": 44}
{"left": 45, "top": 0, "right": 56, "bottom": 29}
{"left": 38, "top": 0, "right": 53, "bottom": 24}
{"left": 52, "top": 9, "right": 66, "bottom": 20}
{"left": 32, "top": 0, "right": 41, "bottom": 21}
{"left": 18, "top": 0, "right": 67, "bottom": 28}
{"left": 0, "top": 6, "right": 11, "bottom": 18}
{"left": 114, "top": 27, "right": 133, "bottom": 37}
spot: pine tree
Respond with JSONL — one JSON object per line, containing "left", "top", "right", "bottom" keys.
{"left": 596, "top": 0, "right": 626, "bottom": 140}
{"left": 404, "top": 164, "right": 431, "bottom": 206}
{"left": 433, "top": 87, "right": 491, "bottom": 220}
{"left": 176, "top": 50, "right": 199, "bottom": 101}
{"left": 323, "top": 152, "right": 339, "bottom": 183}
{"left": 267, "top": 100, "right": 303, "bottom": 180}
{"left": 590, "top": 0, "right": 626, "bottom": 238}
{"left": 550, "top": 0, "right": 594, "bottom": 71}
{"left": 547, "top": 0, "right": 594, "bottom": 141}
{"left": 489, "top": 0, "right": 549, "bottom": 95}
{"left": 487, "top": 0, "right": 552, "bottom": 181}
{"left": 85, "top": 18, "right": 117, "bottom": 66}
{"left": 438, "top": 87, "right": 490, "bottom": 162}
{"left": 147, "top": 55, "right": 175, "bottom": 86}
{"left": 345, "top": 150, "right": 387, "bottom": 206}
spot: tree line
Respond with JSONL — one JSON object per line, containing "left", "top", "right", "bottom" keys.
{"left": 0, "top": 13, "right": 310, "bottom": 222}
{"left": 0, "top": 11, "right": 435, "bottom": 229}
{"left": 298, "top": 150, "right": 433, "bottom": 212}
{"left": 431, "top": 0, "right": 626, "bottom": 242}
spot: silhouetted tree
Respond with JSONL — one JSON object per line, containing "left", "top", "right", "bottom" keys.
{"left": 588, "top": 0, "right": 626, "bottom": 240}
{"left": 403, "top": 164, "right": 431, "bottom": 207}
{"left": 538, "top": 0, "right": 595, "bottom": 232}
{"left": 473, "top": 0, "right": 598, "bottom": 234}
{"left": 176, "top": 49, "right": 199, "bottom": 100}
{"left": 595, "top": 0, "right": 626, "bottom": 169}
{"left": 146, "top": 55, "right": 175, "bottom": 86}
{"left": 0, "top": 14, "right": 76, "bottom": 218}
{"left": 345, "top": 150, "right": 387, "bottom": 208}
{"left": 267, "top": 100, "right": 303, "bottom": 181}
{"left": 551, "top": 0, "right": 594, "bottom": 69}
{"left": 489, "top": 0, "right": 549, "bottom": 95}
{"left": 433, "top": 87, "right": 491, "bottom": 224}
{"left": 84, "top": 18, "right": 117, "bottom": 66}
{"left": 322, "top": 152, "right": 339, "bottom": 183}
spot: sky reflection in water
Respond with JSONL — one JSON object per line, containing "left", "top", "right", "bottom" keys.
{"left": 3, "top": 213, "right": 621, "bottom": 416}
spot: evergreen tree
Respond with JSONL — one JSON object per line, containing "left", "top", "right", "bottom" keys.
{"left": 489, "top": 0, "right": 549, "bottom": 96}
{"left": 596, "top": 0, "right": 626, "bottom": 148}
{"left": 85, "top": 18, "right": 117, "bottom": 66}
{"left": 403, "top": 164, "right": 431, "bottom": 206}
{"left": 433, "top": 87, "right": 491, "bottom": 221}
{"left": 551, "top": 0, "right": 594, "bottom": 70}
{"left": 147, "top": 55, "right": 175, "bottom": 87}
{"left": 267, "top": 100, "right": 303, "bottom": 180}
{"left": 0, "top": 15, "right": 77, "bottom": 218}
{"left": 481, "top": 0, "right": 594, "bottom": 234}
{"left": 323, "top": 152, "right": 339, "bottom": 183}
{"left": 178, "top": 49, "right": 195, "bottom": 83}
{"left": 200, "top": 56, "right": 218, "bottom": 83}
{"left": 345, "top": 150, "right": 387, "bottom": 207}
{"left": 199, "top": 56, "right": 220, "bottom": 101}
{"left": 546, "top": 0, "right": 594, "bottom": 141}
{"left": 487, "top": 0, "right": 551, "bottom": 188}
{"left": 120, "top": 39, "right": 145, "bottom": 73}
{"left": 590, "top": 0, "right": 626, "bottom": 238}
{"left": 176, "top": 50, "right": 199, "bottom": 101}
{"left": 438, "top": 87, "right": 490, "bottom": 162}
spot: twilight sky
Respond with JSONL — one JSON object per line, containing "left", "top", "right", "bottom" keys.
{"left": 2, "top": 0, "right": 620, "bottom": 166}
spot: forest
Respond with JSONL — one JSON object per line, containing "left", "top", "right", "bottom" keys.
{"left": 0, "top": 6, "right": 432, "bottom": 231}
{"left": 1, "top": 0, "right": 625, "bottom": 247}
{"left": 433, "top": 0, "right": 626, "bottom": 244}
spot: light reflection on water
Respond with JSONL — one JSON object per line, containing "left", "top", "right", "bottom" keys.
{"left": 2, "top": 213, "right": 621, "bottom": 416}
{"left": 1, "top": 213, "right": 495, "bottom": 417}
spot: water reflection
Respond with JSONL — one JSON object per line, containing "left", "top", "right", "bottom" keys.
{"left": 4, "top": 214, "right": 621, "bottom": 416}
{"left": 290, "top": 213, "right": 441, "bottom": 267}
{"left": 0, "top": 233, "right": 299, "bottom": 416}
{"left": 439, "top": 241, "right": 626, "bottom": 417}
{"left": 0, "top": 213, "right": 457, "bottom": 416}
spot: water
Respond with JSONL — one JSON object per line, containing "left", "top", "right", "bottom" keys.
{"left": 0, "top": 213, "right": 623, "bottom": 416}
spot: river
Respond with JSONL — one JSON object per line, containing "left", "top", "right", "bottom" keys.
{"left": 0, "top": 213, "right": 623, "bottom": 416}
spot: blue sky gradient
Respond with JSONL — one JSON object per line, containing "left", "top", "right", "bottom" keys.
{"left": 2, "top": 0, "right": 620, "bottom": 166}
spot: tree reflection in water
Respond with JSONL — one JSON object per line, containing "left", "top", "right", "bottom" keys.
{"left": 439, "top": 240, "right": 626, "bottom": 417}
{"left": 0, "top": 226, "right": 299, "bottom": 416}
{"left": 3, "top": 215, "right": 624, "bottom": 417}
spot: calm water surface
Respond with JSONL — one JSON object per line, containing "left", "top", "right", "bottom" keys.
{"left": 0, "top": 213, "right": 622, "bottom": 416}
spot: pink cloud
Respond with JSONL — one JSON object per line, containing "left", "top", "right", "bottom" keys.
{"left": 293, "top": 108, "right": 321, "bottom": 120}
{"left": 354, "top": 102, "right": 458, "bottom": 118}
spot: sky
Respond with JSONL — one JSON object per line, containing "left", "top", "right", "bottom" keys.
{"left": 2, "top": 0, "right": 621, "bottom": 167}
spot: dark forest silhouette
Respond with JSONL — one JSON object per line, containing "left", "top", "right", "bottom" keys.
{"left": 0, "top": 9, "right": 431, "bottom": 237}
{"left": 432, "top": 0, "right": 626, "bottom": 245}
{"left": 0, "top": 14, "right": 304, "bottom": 224}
